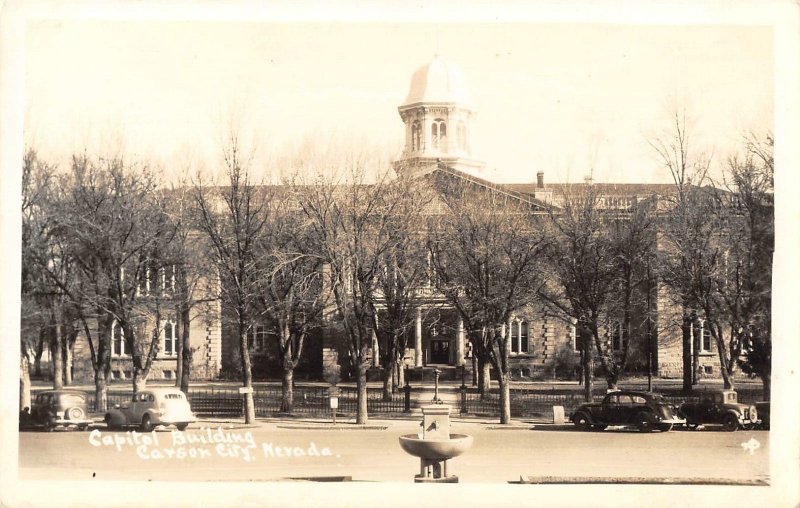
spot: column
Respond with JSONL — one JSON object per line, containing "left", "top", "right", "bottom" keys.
{"left": 372, "top": 329, "right": 380, "bottom": 368}
{"left": 456, "top": 317, "right": 465, "bottom": 366}
{"left": 415, "top": 308, "right": 423, "bottom": 367}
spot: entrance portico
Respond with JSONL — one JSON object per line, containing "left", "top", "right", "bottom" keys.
{"left": 412, "top": 308, "right": 465, "bottom": 367}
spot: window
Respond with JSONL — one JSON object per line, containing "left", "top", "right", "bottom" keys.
{"left": 511, "top": 322, "right": 519, "bottom": 353}
{"left": 697, "top": 319, "right": 712, "bottom": 353}
{"left": 610, "top": 321, "right": 622, "bottom": 351}
{"left": 520, "top": 321, "right": 529, "bottom": 353}
{"left": 412, "top": 121, "right": 422, "bottom": 151}
{"left": 509, "top": 320, "right": 530, "bottom": 354}
{"left": 431, "top": 119, "right": 446, "bottom": 150}
{"left": 162, "top": 264, "right": 177, "bottom": 294}
{"left": 163, "top": 321, "right": 177, "bottom": 356}
{"left": 247, "top": 325, "right": 267, "bottom": 352}
{"left": 570, "top": 318, "right": 578, "bottom": 351}
{"left": 112, "top": 321, "right": 126, "bottom": 356}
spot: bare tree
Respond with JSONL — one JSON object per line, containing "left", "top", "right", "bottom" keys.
{"left": 296, "top": 152, "right": 402, "bottom": 424}
{"left": 721, "top": 133, "right": 773, "bottom": 397}
{"left": 604, "top": 198, "right": 658, "bottom": 388}
{"left": 538, "top": 184, "right": 617, "bottom": 400}
{"left": 371, "top": 172, "right": 434, "bottom": 400}
{"left": 427, "top": 172, "right": 547, "bottom": 423}
{"left": 254, "top": 187, "right": 328, "bottom": 413}
{"left": 193, "top": 135, "right": 268, "bottom": 424}
{"left": 649, "top": 109, "right": 713, "bottom": 391}
{"left": 163, "top": 178, "right": 210, "bottom": 394}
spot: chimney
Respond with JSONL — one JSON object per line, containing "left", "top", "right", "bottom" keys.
{"left": 536, "top": 171, "right": 544, "bottom": 189}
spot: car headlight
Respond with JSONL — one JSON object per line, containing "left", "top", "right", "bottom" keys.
{"left": 749, "top": 406, "right": 757, "bottom": 421}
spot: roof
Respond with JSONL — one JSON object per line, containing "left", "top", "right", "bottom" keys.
{"left": 506, "top": 182, "right": 679, "bottom": 197}
{"left": 401, "top": 56, "right": 473, "bottom": 109}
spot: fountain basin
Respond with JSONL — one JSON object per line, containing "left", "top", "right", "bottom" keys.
{"left": 398, "top": 434, "right": 474, "bottom": 460}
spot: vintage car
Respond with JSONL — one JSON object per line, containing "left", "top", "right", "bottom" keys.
{"left": 678, "top": 390, "right": 758, "bottom": 431}
{"left": 21, "top": 389, "right": 93, "bottom": 431}
{"left": 571, "top": 390, "right": 684, "bottom": 432}
{"left": 104, "top": 387, "right": 196, "bottom": 431}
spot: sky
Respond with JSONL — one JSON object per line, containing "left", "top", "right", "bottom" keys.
{"left": 23, "top": 21, "right": 773, "bottom": 185}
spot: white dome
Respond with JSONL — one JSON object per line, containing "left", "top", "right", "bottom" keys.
{"left": 401, "top": 56, "right": 473, "bottom": 109}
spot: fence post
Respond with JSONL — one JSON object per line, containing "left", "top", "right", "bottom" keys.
{"left": 404, "top": 374, "right": 412, "bottom": 413}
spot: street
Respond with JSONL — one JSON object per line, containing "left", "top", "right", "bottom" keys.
{"left": 18, "top": 419, "right": 769, "bottom": 484}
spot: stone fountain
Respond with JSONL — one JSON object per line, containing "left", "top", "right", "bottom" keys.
{"left": 398, "top": 370, "right": 473, "bottom": 482}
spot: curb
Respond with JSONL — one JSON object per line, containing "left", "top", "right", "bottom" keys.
{"left": 275, "top": 425, "right": 390, "bottom": 430}
{"left": 519, "top": 476, "right": 769, "bottom": 486}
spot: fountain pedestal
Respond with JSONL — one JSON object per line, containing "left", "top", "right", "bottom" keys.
{"left": 398, "top": 405, "right": 473, "bottom": 483}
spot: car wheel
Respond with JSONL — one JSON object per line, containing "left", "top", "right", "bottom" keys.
{"left": 67, "top": 407, "right": 85, "bottom": 421}
{"left": 636, "top": 412, "right": 655, "bottom": 433}
{"left": 722, "top": 414, "right": 739, "bottom": 432}
{"left": 104, "top": 414, "right": 116, "bottom": 430}
{"left": 686, "top": 422, "right": 699, "bottom": 431}
{"left": 658, "top": 423, "right": 673, "bottom": 432}
{"left": 78, "top": 424, "right": 89, "bottom": 431}
{"left": 176, "top": 423, "right": 188, "bottom": 431}
{"left": 573, "top": 414, "right": 592, "bottom": 431}
{"left": 140, "top": 414, "right": 153, "bottom": 432}
{"left": 44, "top": 417, "right": 56, "bottom": 432}
{"left": 592, "top": 424, "right": 607, "bottom": 431}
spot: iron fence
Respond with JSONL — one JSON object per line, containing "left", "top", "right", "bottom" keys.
{"left": 34, "top": 383, "right": 765, "bottom": 419}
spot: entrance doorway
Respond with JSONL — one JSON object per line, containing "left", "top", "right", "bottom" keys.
{"left": 429, "top": 339, "right": 450, "bottom": 364}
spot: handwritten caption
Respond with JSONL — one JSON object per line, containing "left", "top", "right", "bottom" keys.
{"left": 89, "top": 427, "right": 335, "bottom": 462}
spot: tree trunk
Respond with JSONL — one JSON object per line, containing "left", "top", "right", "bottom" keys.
{"left": 52, "top": 323, "right": 64, "bottom": 390}
{"left": 498, "top": 371, "right": 511, "bottom": 424}
{"left": 239, "top": 325, "right": 256, "bottom": 424}
{"left": 95, "top": 370, "right": 108, "bottom": 413}
{"left": 382, "top": 364, "right": 393, "bottom": 401}
{"left": 471, "top": 352, "right": 478, "bottom": 386}
{"left": 64, "top": 338, "right": 73, "bottom": 386}
{"left": 180, "top": 305, "right": 191, "bottom": 394}
{"left": 478, "top": 356, "right": 491, "bottom": 398}
{"left": 715, "top": 328, "right": 734, "bottom": 390}
{"left": 280, "top": 367, "right": 294, "bottom": 413}
{"left": 397, "top": 359, "right": 405, "bottom": 389}
{"left": 20, "top": 354, "right": 31, "bottom": 411}
{"left": 34, "top": 329, "right": 45, "bottom": 378}
{"left": 760, "top": 369, "right": 770, "bottom": 401}
{"left": 682, "top": 313, "right": 693, "bottom": 393}
{"left": 133, "top": 370, "right": 148, "bottom": 392}
{"left": 175, "top": 309, "right": 184, "bottom": 387}
{"left": 356, "top": 362, "right": 369, "bottom": 424}
{"left": 582, "top": 352, "right": 593, "bottom": 402}
{"left": 391, "top": 360, "right": 398, "bottom": 393}
{"left": 580, "top": 327, "right": 593, "bottom": 402}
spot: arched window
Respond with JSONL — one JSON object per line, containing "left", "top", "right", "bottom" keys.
{"left": 112, "top": 321, "right": 126, "bottom": 357}
{"left": 431, "top": 119, "right": 446, "bottom": 150}
{"left": 412, "top": 121, "right": 422, "bottom": 151}
{"left": 163, "top": 321, "right": 176, "bottom": 356}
